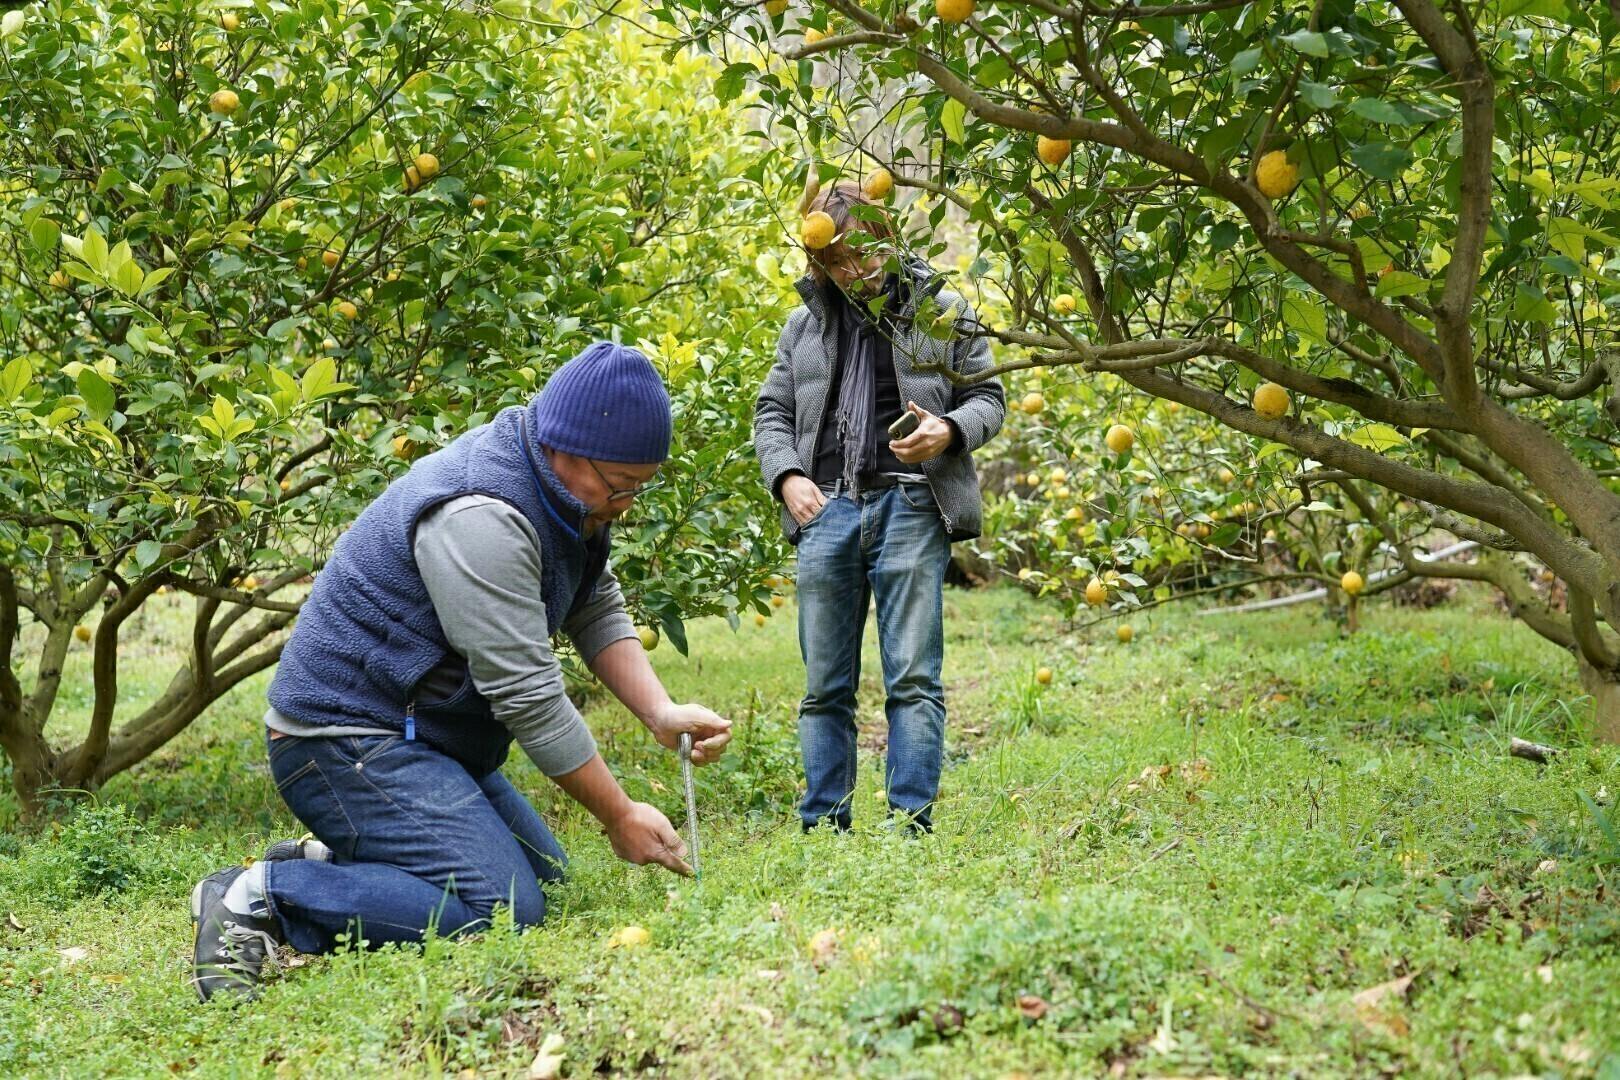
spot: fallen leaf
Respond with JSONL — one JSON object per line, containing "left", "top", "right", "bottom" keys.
{"left": 1352, "top": 973, "right": 1416, "bottom": 1038}
{"left": 1536, "top": 858, "right": 1559, "bottom": 875}
{"left": 5, "top": 913, "right": 24, "bottom": 932}
{"left": 58, "top": 946, "right": 89, "bottom": 965}
{"left": 528, "top": 1033, "right": 565, "bottom": 1080}
{"left": 769, "top": 902, "right": 784, "bottom": 922}
{"left": 1178, "top": 758, "right": 1212, "bottom": 786}
{"left": 1016, "top": 993, "right": 1049, "bottom": 1021}
{"left": 754, "top": 968, "right": 781, "bottom": 981}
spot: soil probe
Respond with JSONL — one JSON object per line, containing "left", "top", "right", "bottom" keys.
{"left": 678, "top": 732, "right": 701, "bottom": 879}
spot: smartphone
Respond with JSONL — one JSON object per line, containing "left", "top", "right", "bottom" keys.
{"left": 888, "top": 411, "right": 920, "bottom": 440}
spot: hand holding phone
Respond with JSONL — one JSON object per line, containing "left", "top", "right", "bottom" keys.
{"left": 888, "top": 411, "right": 920, "bottom": 440}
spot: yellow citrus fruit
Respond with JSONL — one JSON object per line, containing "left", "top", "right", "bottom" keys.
{"left": 1036, "top": 136, "right": 1071, "bottom": 167}
{"left": 1021, "top": 392, "right": 1045, "bottom": 415}
{"left": 1048, "top": 467, "right": 1067, "bottom": 484}
{"left": 1165, "top": 401, "right": 1181, "bottom": 414}
{"left": 1349, "top": 202, "right": 1371, "bottom": 220}
{"left": 1218, "top": 467, "right": 1235, "bottom": 485}
{"left": 1117, "top": 624, "right": 1133, "bottom": 643}
{"left": 800, "top": 211, "right": 836, "bottom": 250}
{"left": 1104, "top": 424, "right": 1135, "bottom": 454}
{"left": 209, "top": 89, "right": 240, "bottom": 116}
{"left": 1254, "top": 149, "right": 1299, "bottom": 199}
{"left": 1024, "top": 472, "right": 1042, "bottom": 487}
{"left": 1065, "top": 506, "right": 1085, "bottom": 522}
{"left": 771, "top": 595, "right": 785, "bottom": 608}
{"left": 471, "top": 194, "right": 487, "bottom": 210}
{"left": 609, "top": 925, "right": 651, "bottom": 949}
{"left": 49, "top": 269, "right": 70, "bottom": 289}
{"left": 414, "top": 153, "right": 440, "bottom": 179}
{"left": 1252, "top": 381, "right": 1290, "bottom": 420}
{"left": 1053, "top": 485, "right": 1070, "bottom": 500}
{"left": 764, "top": 0, "right": 788, "bottom": 14}
{"left": 1018, "top": 567, "right": 1034, "bottom": 581}
{"left": 755, "top": 613, "right": 767, "bottom": 627}
{"left": 1054, "top": 293, "right": 1076, "bottom": 315}
{"left": 321, "top": 337, "right": 338, "bottom": 351}
{"left": 1341, "top": 571, "right": 1364, "bottom": 596}
{"left": 403, "top": 165, "right": 421, "bottom": 192}
{"left": 322, "top": 248, "right": 340, "bottom": 268}
{"left": 935, "top": 0, "right": 974, "bottom": 22}
{"left": 279, "top": 479, "right": 291, "bottom": 492}
{"left": 637, "top": 627, "right": 659, "bottom": 651}
{"left": 220, "top": 11, "right": 239, "bottom": 31}
{"left": 392, "top": 434, "right": 413, "bottom": 459}
{"left": 242, "top": 576, "right": 259, "bottom": 591}
{"left": 1084, "top": 578, "right": 1108, "bottom": 606}
{"left": 1036, "top": 667, "right": 1053, "bottom": 685}
{"left": 804, "top": 27, "right": 826, "bottom": 45}
{"left": 334, "top": 300, "right": 358, "bottom": 321}
{"left": 74, "top": 625, "right": 91, "bottom": 643}
{"left": 296, "top": 256, "right": 308, "bottom": 271}
{"left": 861, "top": 167, "right": 892, "bottom": 200}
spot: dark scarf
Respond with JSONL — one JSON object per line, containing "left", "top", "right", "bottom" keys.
{"left": 833, "top": 271, "right": 909, "bottom": 495}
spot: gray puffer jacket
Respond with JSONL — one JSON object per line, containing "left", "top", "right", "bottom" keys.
{"left": 754, "top": 267, "right": 1006, "bottom": 543}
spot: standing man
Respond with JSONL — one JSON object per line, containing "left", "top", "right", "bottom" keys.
{"left": 755, "top": 180, "right": 1006, "bottom": 833}
{"left": 191, "top": 341, "right": 732, "bottom": 1002}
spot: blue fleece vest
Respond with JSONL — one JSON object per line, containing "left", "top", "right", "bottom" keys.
{"left": 268, "top": 401, "right": 610, "bottom": 776}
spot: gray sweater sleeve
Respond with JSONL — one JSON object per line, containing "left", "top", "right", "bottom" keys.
{"left": 412, "top": 495, "right": 599, "bottom": 777}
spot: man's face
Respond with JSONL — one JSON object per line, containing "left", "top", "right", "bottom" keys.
{"left": 826, "top": 232, "right": 887, "bottom": 295}
{"left": 549, "top": 451, "right": 661, "bottom": 532}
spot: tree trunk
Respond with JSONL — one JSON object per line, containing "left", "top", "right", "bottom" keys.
{"left": 1578, "top": 660, "right": 1620, "bottom": 745}
{"left": 0, "top": 713, "right": 57, "bottom": 817}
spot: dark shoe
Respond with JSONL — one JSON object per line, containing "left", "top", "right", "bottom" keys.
{"left": 261, "top": 833, "right": 329, "bottom": 863}
{"left": 190, "top": 866, "right": 283, "bottom": 1003}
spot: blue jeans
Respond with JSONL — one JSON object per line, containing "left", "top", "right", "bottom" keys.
{"left": 794, "top": 482, "right": 950, "bottom": 831}
{"left": 264, "top": 732, "right": 566, "bottom": 955}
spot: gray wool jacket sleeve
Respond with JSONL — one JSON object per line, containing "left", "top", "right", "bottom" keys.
{"left": 413, "top": 495, "right": 638, "bottom": 777}
{"left": 754, "top": 316, "right": 807, "bottom": 500}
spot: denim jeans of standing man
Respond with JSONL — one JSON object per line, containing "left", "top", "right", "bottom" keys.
{"left": 263, "top": 731, "right": 566, "bottom": 954}
{"left": 795, "top": 480, "right": 950, "bottom": 831}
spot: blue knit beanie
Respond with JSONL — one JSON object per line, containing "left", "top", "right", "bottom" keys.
{"left": 529, "top": 341, "right": 672, "bottom": 464}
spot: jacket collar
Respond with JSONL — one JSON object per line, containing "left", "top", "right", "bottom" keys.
{"left": 518, "top": 406, "right": 594, "bottom": 541}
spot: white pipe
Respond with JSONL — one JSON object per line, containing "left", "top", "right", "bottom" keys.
{"left": 1198, "top": 540, "right": 1480, "bottom": 615}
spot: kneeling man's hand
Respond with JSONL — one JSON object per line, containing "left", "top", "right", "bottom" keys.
{"left": 606, "top": 801, "right": 692, "bottom": 875}
{"left": 649, "top": 702, "right": 733, "bottom": 764}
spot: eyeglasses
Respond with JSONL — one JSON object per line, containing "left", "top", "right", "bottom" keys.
{"left": 585, "top": 456, "right": 663, "bottom": 502}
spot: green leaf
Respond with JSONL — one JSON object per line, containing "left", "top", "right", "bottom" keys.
{"left": 1548, "top": 217, "right": 1585, "bottom": 262}
{"left": 134, "top": 540, "right": 163, "bottom": 571}
{"left": 82, "top": 227, "right": 109, "bottom": 274}
{"left": 1280, "top": 29, "right": 1328, "bottom": 57}
{"left": 714, "top": 62, "right": 753, "bottom": 103}
{"left": 1374, "top": 270, "right": 1428, "bottom": 297}
{"left": 0, "top": 356, "right": 32, "bottom": 401}
{"left": 1348, "top": 142, "right": 1413, "bottom": 180}
{"left": 1513, "top": 283, "right": 1559, "bottom": 323}
{"left": 30, "top": 217, "right": 60, "bottom": 254}
{"left": 1299, "top": 80, "right": 1339, "bottom": 110}
{"left": 76, "top": 368, "right": 116, "bottom": 421}
{"left": 941, "top": 98, "right": 966, "bottom": 145}
{"left": 1347, "top": 423, "right": 1407, "bottom": 452}
{"left": 1231, "top": 47, "right": 1262, "bottom": 77}
{"left": 137, "top": 266, "right": 175, "bottom": 297}
{"left": 1281, "top": 293, "right": 1327, "bottom": 343}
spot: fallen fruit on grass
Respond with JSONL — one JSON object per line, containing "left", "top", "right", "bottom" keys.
{"left": 1035, "top": 667, "right": 1052, "bottom": 685}
{"left": 808, "top": 928, "right": 839, "bottom": 968}
{"left": 607, "top": 925, "right": 650, "bottom": 949}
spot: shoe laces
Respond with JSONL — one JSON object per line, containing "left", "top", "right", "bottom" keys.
{"left": 211, "top": 920, "right": 280, "bottom": 978}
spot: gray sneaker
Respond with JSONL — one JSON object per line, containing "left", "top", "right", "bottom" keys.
{"left": 261, "top": 833, "right": 330, "bottom": 863}
{"left": 190, "top": 866, "right": 283, "bottom": 1002}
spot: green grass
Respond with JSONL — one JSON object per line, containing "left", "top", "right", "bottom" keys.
{"left": 3, "top": 586, "right": 1620, "bottom": 1077}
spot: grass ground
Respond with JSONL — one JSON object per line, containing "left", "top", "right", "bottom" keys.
{"left": 2, "top": 584, "right": 1619, "bottom": 1078}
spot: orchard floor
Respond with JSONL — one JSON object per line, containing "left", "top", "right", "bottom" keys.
{"left": 3, "top": 585, "right": 1619, "bottom": 1078}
